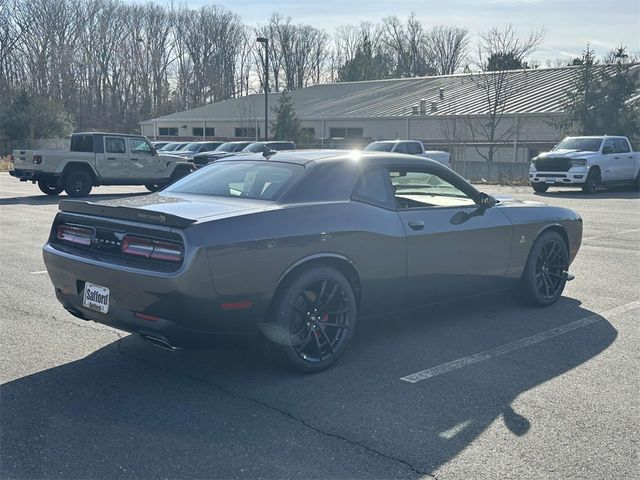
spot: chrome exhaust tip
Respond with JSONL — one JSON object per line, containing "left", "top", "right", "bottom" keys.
{"left": 141, "top": 334, "right": 179, "bottom": 351}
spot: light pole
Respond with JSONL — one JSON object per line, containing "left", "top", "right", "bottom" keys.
{"left": 256, "top": 37, "right": 269, "bottom": 141}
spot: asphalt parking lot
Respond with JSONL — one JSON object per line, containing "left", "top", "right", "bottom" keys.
{"left": 1, "top": 172, "right": 638, "bottom": 479}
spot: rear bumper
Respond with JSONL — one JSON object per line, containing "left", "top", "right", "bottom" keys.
{"left": 43, "top": 243, "right": 261, "bottom": 346}
{"left": 9, "top": 169, "right": 60, "bottom": 183}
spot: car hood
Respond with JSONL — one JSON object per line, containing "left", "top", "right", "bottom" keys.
{"left": 538, "top": 149, "right": 597, "bottom": 158}
{"left": 158, "top": 153, "right": 185, "bottom": 160}
{"left": 59, "top": 193, "right": 276, "bottom": 228}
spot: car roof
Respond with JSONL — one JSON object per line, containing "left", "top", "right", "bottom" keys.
{"left": 74, "top": 132, "right": 146, "bottom": 138}
{"left": 217, "top": 149, "right": 447, "bottom": 169}
{"left": 370, "top": 139, "right": 420, "bottom": 143}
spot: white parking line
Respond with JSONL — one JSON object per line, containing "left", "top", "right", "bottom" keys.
{"left": 400, "top": 300, "right": 640, "bottom": 384}
{"left": 583, "top": 228, "right": 640, "bottom": 241}
{"left": 29, "top": 270, "right": 47, "bottom": 275}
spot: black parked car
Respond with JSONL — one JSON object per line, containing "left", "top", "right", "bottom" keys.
{"left": 43, "top": 150, "right": 582, "bottom": 372}
{"left": 192, "top": 141, "right": 296, "bottom": 167}
{"left": 172, "top": 141, "right": 225, "bottom": 159}
{"left": 192, "top": 141, "right": 253, "bottom": 167}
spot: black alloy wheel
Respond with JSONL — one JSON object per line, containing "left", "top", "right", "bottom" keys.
{"left": 519, "top": 231, "right": 569, "bottom": 306}
{"left": 531, "top": 182, "right": 549, "bottom": 193}
{"left": 269, "top": 266, "right": 357, "bottom": 372}
{"left": 582, "top": 169, "right": 601, "bottom": 194}
{"left": 63, "top": 170, "right": 93, "bottom": 197}
{"left": 37, "top": 180, "right": 63, "bottom": 196}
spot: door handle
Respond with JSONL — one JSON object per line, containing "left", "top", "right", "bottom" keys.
{"left": 408, "top": 220, "right": 425, "bottom": 231}
{"left": 130, "top": 158, "right": 139, "bottom": 161}
{"left": 107, "top": 157, "right": 116, "bottom": 160}
{"left": 614, "top": 156, "right": 619, "bottom": 159}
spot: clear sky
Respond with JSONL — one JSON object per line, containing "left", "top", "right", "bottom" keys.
{"left": 154, "top": 0, "right": 640, "bottom": 62}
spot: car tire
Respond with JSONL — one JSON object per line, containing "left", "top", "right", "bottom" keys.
{"left": 581, "top": 169, "right": 601, "bottom": 194}
{"left": 63, "top": 170, "right": 93, "bottom": 197}
{"left": 518, "top": 231, "right": 569, "bottom": 306}
{"left": 265, "top": 266, "right": 357, "bottom": 373}
{"left": 38, "top": 180, "right": 64, "bottom": 196}
{"left": 531, "top": 183, "right": 549, "bottom": 193}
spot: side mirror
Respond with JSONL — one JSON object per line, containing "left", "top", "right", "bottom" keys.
{"left": 150, "top": 146, "right": 158, "bottom": 155}
{"left": 478, "top": 192, "right": 497, "bottom": 208}
{"left": 602, "top": 146, "right": 614, "bottom": 154}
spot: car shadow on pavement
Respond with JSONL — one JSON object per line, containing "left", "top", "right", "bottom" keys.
{"left": 0, "top": 293, "right": 617, "bottom": 478}
{"left": 0, "top": 192, "right": 148, "bottom": 206}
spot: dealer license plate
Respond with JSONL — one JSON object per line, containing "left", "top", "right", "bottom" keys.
{"left": 545, "top": 178, "right": 555, "bottom": 183}
{"left": 83, "top": 282, "right": 110, "bottom": 314}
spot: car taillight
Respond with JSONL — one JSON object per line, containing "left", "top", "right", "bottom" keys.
{"left": 33, "top": 155, "right": 43, "bottom": 165}
{"left": 121, "top": 235, "right": 183, "bottom": 262}
{"left": 56, "top": 224, "right": 93, "bottom": 246}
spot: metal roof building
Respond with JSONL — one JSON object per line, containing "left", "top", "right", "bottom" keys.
{"left": 141, "top": 64, "right": 639, "bottom": 174}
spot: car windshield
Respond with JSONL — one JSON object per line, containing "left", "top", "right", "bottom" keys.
{"left": 243, "top": 143, "right": 266, "bottom": 153}
{"left": 159, "top": 143, "right": 180, "bottom": 151}
{"left": 183, "top": 143, "right": 203, "bottom": 152}
{"left": 364, "top": 143, "right": 394, "bottom": 152}
{"left": 554, "top": 138, "right": 602, "bottom": 152}
{"left": 215, "top": 143, "right": 244, "bottom": 153}
{"left": 165, "top": 161, "right": 304, "bottom": 201}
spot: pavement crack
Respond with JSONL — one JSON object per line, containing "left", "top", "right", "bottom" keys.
{"left": 115, "top": 344, "right": 435, "bottom": 478}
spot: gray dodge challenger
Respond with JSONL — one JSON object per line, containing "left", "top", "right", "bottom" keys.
{"left": 43, "top": 150, "right": 582, "bottom": 372}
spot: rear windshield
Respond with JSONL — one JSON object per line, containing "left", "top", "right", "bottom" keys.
{"left": 554, "top": 138, "right": 602, "bottom": 152}
{"left": 364, "top": 142, "right": 394, "bottom": 152}
{"left": 164, "top": 161, "right": 304, "bottom": 201}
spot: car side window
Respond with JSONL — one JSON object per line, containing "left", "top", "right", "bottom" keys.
{"left": 389, "top": 169, "right": 477, "bottom": 209}
{"left": 406, "top": 142, "right": 422, "bottom": 155}
{"left": 130, "top": 138, "right": 152, "bottom": 154}
{"left": 352, "top": 168, "right": 393, "bottom": 208}
{"left": 614, "top": 138, "right": 630, "bottom": 153}
{"left": 394, "top": 143, "right": 409, "bottom": 154}
{"left": 602, "top": 139, "right": 615, "bottom": 154}
{"left": 105, "top": 137, "right": 126, "bottom": 154}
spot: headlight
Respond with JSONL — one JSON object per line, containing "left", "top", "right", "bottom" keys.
{"left": 570, "top": 159, "right": 587, "bottom": 167}
{"left": 530, "top": 157, "right": 537, "bottom": 169}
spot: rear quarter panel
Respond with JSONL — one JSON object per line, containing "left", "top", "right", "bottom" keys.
{"left": 191, "top": 201, "right": 407, "bottom": 319}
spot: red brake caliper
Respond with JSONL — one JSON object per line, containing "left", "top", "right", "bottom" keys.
{"left": 315, "top": 313, "right": 329, "bottom": 338}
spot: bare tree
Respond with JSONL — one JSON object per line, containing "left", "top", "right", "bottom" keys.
{"left": 426, "top": 25, "right": 469, "bottom": 75}
{"left": 464, "top": 25, "right": 544, "bottom": 162}
{"left": 380, "top": 13, "right": 433, "bottom": 77}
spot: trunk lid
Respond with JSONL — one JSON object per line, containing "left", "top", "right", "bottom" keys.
{"left": 59, "top": 192, "right": 275, "bottom": 228}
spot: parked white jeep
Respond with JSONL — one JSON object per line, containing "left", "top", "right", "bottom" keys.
{"left": 530, "top": 135, "right": 640, "bottom": 193}
{"left": 10, "top": 132, "right": 194, "bottom": 197}
{"left": 364, "top": 140, "right": 451, "bottom": 167}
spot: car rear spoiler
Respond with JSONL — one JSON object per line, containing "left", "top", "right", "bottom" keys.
{"left": 58, "top": 200, "right": 196, "bottom": 228}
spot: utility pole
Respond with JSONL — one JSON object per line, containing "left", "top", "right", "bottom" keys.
{"left": 256, "top": 37, "right": 269, "bottom": 141}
